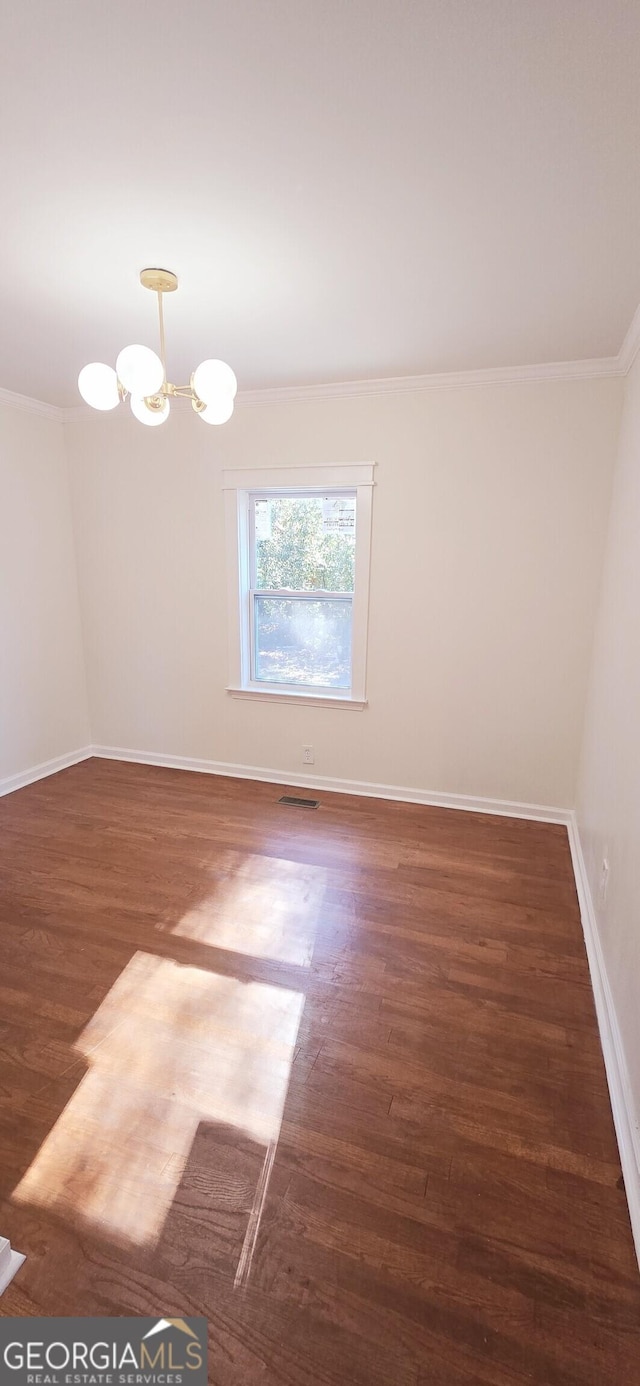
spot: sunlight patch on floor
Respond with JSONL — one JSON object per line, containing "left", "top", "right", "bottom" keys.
{"left": 171, "top": 855, "right": 327, "bottom": 966}
{"left": 12, "top": 952, "right": 304, "bottom": 1250}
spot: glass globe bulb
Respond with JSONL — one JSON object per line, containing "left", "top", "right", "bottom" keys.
{"left": 192, "top": 358, "right": 237, "bottom": 406}
{"left": 116, "top": 344, "right": 164, "bottom": 398}
{"left": 194, "top": 396, "right": 234, "bottom": 426}
{"left": 131, "top": 394, "right": 170, "bottom": 427}
{"left": 78, "top": 362, "right": 120, "bottom": 411}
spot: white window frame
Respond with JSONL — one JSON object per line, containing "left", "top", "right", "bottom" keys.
{"left": 222, "top": 464, "right": 374, "bottom": 708}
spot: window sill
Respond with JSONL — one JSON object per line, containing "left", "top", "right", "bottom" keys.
{"left": 226, "top": 686, "right": 367, "bottom": 710}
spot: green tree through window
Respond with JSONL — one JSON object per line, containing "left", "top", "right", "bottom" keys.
{"left": 255, "top": 497, "right": 355, "bottom": 592}
{"left": 251, "top": 495, "right": 356, "bottom": 688}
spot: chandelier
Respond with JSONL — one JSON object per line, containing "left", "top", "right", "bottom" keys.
{"left": 77, "top": 269, "right": 237, "bottom": 427}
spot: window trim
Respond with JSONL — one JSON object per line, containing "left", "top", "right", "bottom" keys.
{"left": 222, "top": 463, "right": 374, "bottom": 708}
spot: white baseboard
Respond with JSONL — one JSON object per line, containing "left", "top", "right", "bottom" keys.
{"left": 0, "top": 1237, "right": 25, "bottom": 1296}
{"left": 0, "top": 742, "right": 636, "bottom": 1266}
{"left": 87, "top": 746, "right": 640, "bottom": 1266}
{"left": 0, "top": 746, "right": 93, "bottom": 798}
{"left": 567, "top": 813, "right": 640, "bottom": 1267}
{"left": 90, "top": 744, "right": 571, "bottom": 824}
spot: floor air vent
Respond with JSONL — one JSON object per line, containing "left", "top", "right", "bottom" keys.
{"left": 278, "top": 794, "right": 320, "bottom": 809}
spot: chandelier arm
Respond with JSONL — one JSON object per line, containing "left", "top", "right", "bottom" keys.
{"left": 160, "top": 382, "right": 196, "bottom": 398}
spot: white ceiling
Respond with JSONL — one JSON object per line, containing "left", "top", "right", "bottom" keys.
{"left": 2, "top": 0, "right": 640, "bottom": 406}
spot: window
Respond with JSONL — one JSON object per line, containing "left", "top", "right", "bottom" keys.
{"left": 250, "top": 490, "right": 355, "bottom": 690}
{"left": 223, "top": 464, "right": 374, "bottom": 707}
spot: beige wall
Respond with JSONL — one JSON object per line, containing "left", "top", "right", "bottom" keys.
{"left": 0, "top": 404, "right": 90, "bottom": 782}
{"left": 66, "top": 377, "right": 620, "bottom": 808}
{"left": 577, "top": 352, "right": 640, "bottom": 1145}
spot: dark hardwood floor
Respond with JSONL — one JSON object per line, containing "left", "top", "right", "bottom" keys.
{"left": 0, "top": 758, "right": 638, "bottom": 1384}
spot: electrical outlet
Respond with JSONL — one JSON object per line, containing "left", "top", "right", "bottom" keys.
{"left": 303, "top": 745, "right": 314, "bottom": 765}
{"left": 599, "top": 855, "right": 610, "bottom": 903}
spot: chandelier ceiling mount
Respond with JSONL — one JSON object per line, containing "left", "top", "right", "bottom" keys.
{"left": 78, "top": 268, "right": 237, "bottom": 427}
{"left": 139, "top": 268, "right": 178, "bottom": 294}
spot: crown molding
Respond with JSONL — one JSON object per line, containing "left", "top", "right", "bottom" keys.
{"left": 233, "top": 355, "right": 621, "bottom": 405}
{"left": 618, "top": 300, "right": 640, "bottom": 376}
{"left": 5, "top": 312, "right": 640, "bottom": 424}
{"left": 61, "top": 403, "right": 101, "bottom": 424}
{"left": 0, "top": 386, "right": 65, "bottom": 423}
{"left": 56, "top": 353, "right": 622, "bottom": 424}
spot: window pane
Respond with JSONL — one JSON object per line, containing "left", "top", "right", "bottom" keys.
{"left": 254, "top": 596, "right": 352, "bottom": 688}
{"left": 254, "top": 496, "right": 356, "bottom": 592}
